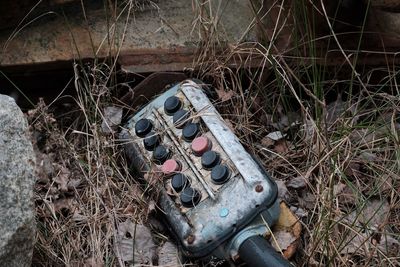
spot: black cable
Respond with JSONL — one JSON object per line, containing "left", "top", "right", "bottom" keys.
{"left": 238, "top": 235, "right": 292, "bottom": 267}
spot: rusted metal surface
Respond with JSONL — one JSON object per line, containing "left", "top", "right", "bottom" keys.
{"left": 0, "top": 0, "right": 257, "bottom": 72}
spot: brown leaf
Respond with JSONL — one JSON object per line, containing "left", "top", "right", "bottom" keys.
{"left": 53, "top": 165, "right": 70, "bottom": 192}
{"left": 101, "top": 106, "right": 123, "bottom": 134}
{"left": 276, "top": 180, "right": 290, "bottom": 201}
{"left": 35, "top": 151, "right": 54, "bottom": 183}
{"left": 274, "top": 139, "right": 289, "bottom": 153}
{"left": 261, "top": 136, "right": 274, "bottom": 148}
{"left": 336, "top": 199, "right": 399, "bottom": 256}
{"left": 298, "top": 193, "right": 316, "bottom": 210}
{"left": 325, "top": 96, "right": 347, "bottom": 126}
{"left": 272, "top": 231, "right": 297, "bottom": 252}
{"left": 216, "top": 89, "right": 235, "bottom": 102}
{"left": 115, "top": 219, "right": 157, "bottom": 265}
{"left": 286, "top": 176, "right": 307, "bottom": 189}
{"left": 334, "top": 182, "right": 356, "bottom": 206}
{"left": 43, "top": 197, "right": 76, "bottom": 217}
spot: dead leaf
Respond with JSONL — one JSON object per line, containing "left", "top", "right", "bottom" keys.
{"left": 261, "top": 136, "right": 275, "bottom": 148}
{"left": 344, "top": 161, "right": 361, "bottom": 177}
{"left": 325, "top": 96, "right": 347, "bottom": 126}
{"left": 67, "top": 177, "right": 83, "bottom": 190}
{"left": 53, "top": 166, "right": 70, "bottom": 192}
{"left": 334, "top": 182, "right": 356, "bottom": 206}
{"left": 358, "top": 151, "right": 377, "bottom": 162}
{"left": 158, "top": 242, "right": 180, "bottom": 267}
{"left": 115, "top": 219, "right": 157, "bottom": 265}
{"left": 286, "top": 176, "right": 307, "bottom": 189}
{"left": 302, "top": 119, "right": 316, "bottom": 142}
{"left": 267, "top": 131, "right": 286, "bottom": 141}
{"left": 216, "top": 89, "right": 235, "bottom": 102}
{"left": 43, "top": 197, "right": 76, "bottom": 217}
{"left": 276, "top": 180, "right": 290, "bottom": 202}
{"left": 336, "top": 199, "right": 399, "bottom": 257}
{"left": 271, "top": 112, "right": 301, "bottom": 131}
{"left": 35, "top": 151, "right": 54, "bottom": 183}
{"left": 101, "top": 106, "right": 123, "bottom": 134}
{"left": 359, "top": 199, "right": 390, "bottom": 227}
{"left": 290, "top": 206, "right": 308, "bottom": 218}
{"left": 274, "top": 139, "right": 289, "bottom": 153}
{"left": 271, "top": 202, "right": 302, "bottom": 259}
{"left": 298, "top": 193, "right": 316, "bottom": 210}
{"left": 272, "top": 231, "right": 297, "bottom": 252}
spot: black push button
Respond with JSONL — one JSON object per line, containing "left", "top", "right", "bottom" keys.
{"left": 180, "top": 187, "right": 201, "bottom": 207}
{"left": 182, "top": 123, "right": 200, "bottom": 142}
{"left": 171, "top": 173, "right": 190, "bottom": 193}
{"left": 153, "top": 145, "right": 170, "bottom": 164}
{"left": 164, "top": 96, "right": 182, "bottom": 115}
{"left": 211, "top": 165, "right": 231, "bottom": 184}
{"left": 173, "top": 109, "right": 191, "bottom": 129}
{"left": 201, "top": 151, "right": 220, "bottom": 169}
{"left": 143, "top": 132, "right": 160, "bottom": 151}
{"left": 135, "top": 119, "right": 153, "bottom": 137}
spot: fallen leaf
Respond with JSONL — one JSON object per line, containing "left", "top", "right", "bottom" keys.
{"left": 101, "top": 106, "right": 123, "bottom": 134}
{"left": 271, "top": 112, "right": 301, "bottom": 131}
{"left": 359, "top": 199, "right": 390, "bottom": 227}
{"left": 334, "top": 182, "right": 356, "bottom": 206}
{"left": 43, "top": 197, "right": 76, "bottom": 217}
{"left": 216, "top": 89, "right": 235, "bottom": 102}
{"left": 302, "top": 119, "right": 316, "bottom": 142}
{"left": 290, "top": 206, "right": 308, "bottom": 218}
{"left": 286, "top": 176, "right": 307, "bottom": 189}
{"left": 158, "top": 242, "right": 181, "bottom": 267}
{"left": 325, "top": 96, "right": 347, "bottom": 127}
{"left": 35, "top": 151, "right": 54, "bottom": 183}
{"left": 298, "top": 193, "right": 316, "bottom": 210}
{"left": 53, "top": 166, "right": 70, "bottom": 192}
{"left": 359, "top": 151, "right": 378, "bottom": 162}
{"left": 115, "top": 219, "right": 157, "bottom": 265}
{"left": 271, "top": 202, "right": 302, "bottom": 259}
{"left": 276, "top": 180, "right": 290, "bottom": 202}
{"left": 274, "top": 139, "right": 289, "bottom": 153}
{"left": 272, "top": 231, "right": 297, "bottom": 252}
{"left": 336, "top": 199, "right": 399, "bottom": 257}
{"left": 267, "top": 131, "right": 286, "bottom": 141}
{"left": 343, "top": 161, "right": 361, "bottom": 177}
{"left": 260, "top": 136, "right": 275, "bottom": 148}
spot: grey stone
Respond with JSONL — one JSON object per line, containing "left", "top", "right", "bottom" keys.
{"left": 0, "top": 95, "right": 36, "bottom": 266}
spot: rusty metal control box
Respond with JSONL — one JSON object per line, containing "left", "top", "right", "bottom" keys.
{"left": 120, "top": 80, "right": 282, "bottom": 263}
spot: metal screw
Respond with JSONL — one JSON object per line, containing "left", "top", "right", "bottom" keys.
{"left": 255, "top": 184, "right": 263, "bottom": 192}
{"left": 186, "top": 234, "right": 195, "bottom": 244}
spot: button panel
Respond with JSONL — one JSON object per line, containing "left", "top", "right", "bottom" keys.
{"left": 129, "top": 90, "right": 239, "bottom": 213}
{"left": 123, "top": 80, "right": 280, "bottom": 259}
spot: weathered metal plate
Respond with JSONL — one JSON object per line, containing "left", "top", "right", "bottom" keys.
{"left": 0, "top": 0, "right": 257, "bottom": 72}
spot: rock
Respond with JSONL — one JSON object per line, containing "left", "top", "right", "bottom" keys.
{"left": 0, "top": 95, "right": 36, "bottom": 266}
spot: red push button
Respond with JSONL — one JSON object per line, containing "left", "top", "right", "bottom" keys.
{"left": 191, "top": 136, "right": 212, "bottom": 156}
{"left": 162, "top": 159, "right": 182, "bottom": 175}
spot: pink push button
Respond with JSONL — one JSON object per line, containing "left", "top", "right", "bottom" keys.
{"left": 191, "top": 136, "right": 212, "bottom": 156}
{"left": 162, "top": 159, "right": 182, "bottom": 175}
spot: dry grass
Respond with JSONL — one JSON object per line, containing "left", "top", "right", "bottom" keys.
{"left": 17, "top": 0, "right": 400, "bottom": 266}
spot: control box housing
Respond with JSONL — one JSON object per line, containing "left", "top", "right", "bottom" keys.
{"left": 120, "top": 80, "right": 280, "bottom": 259}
